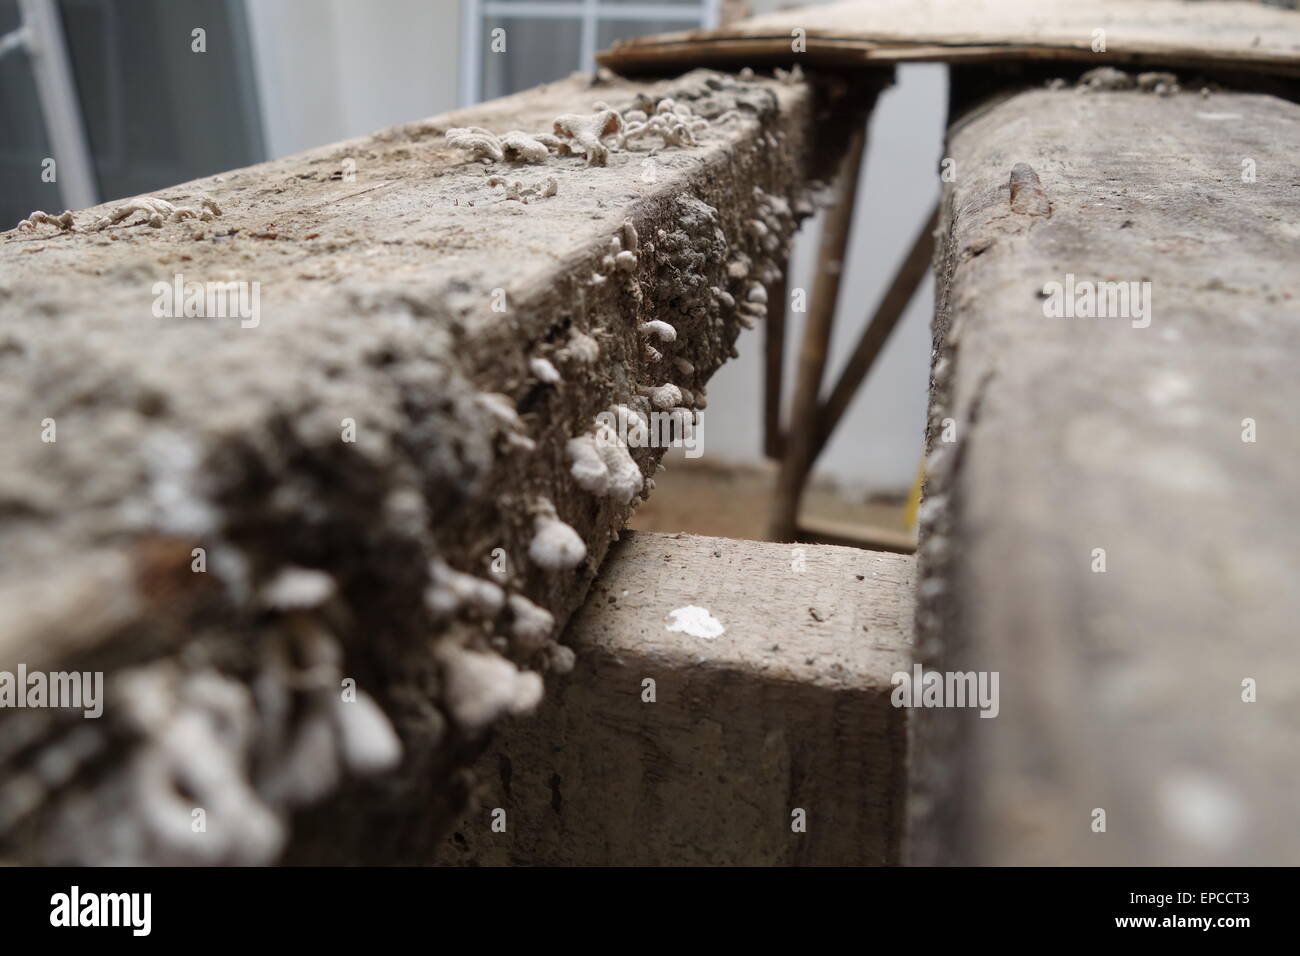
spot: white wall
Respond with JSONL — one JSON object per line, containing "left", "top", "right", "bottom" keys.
{"left": 245, "top": 0, "right": 461, "bottom": 159}
{"left": 243, "top": 0, "right": 947, "bottom": 496}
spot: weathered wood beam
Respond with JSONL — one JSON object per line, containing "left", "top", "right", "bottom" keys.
{"left": 437, "top": 531, "right": 914, "bottom": 866}
{"left": 796, "top": 516, "right": 916, "bottom": 555}
{"left": 763, "top": 267, "right": 788, "bottom": 459}
{"left": 0, "top": 69, "right": 878, "bottom": 864}
{"left": 910, "top": 83, "right": 1300, "bottom": 865}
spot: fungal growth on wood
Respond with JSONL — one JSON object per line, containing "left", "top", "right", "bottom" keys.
{"left": 499, "top": 130, "right": 551, "bottom": 164}
{"left": 445, "top": 127, "right": 505, "bottom": 163}
{"left": 639, "top": 320, "right": 677, "bottom": 343}
{"left": 16, "top": 210, "right": 74, "bottom": 232}
{"left": 622, "top": 98, "right": 710, "bottom": 149}
{"left": 425, "top": 558, "right": 506, "bottom": 618}
{"left": 1072, "top": 66, "right": 1183, "bottom": 96}
{"left": 529, "top": 357, "right": 562, "bottom": 384}
{"left": 529, "top": 498, "right": 588, "bottom": 570}
{"left": 552, "top": 109, "right": 624, "bottom": 166}
{"left": 92, "top": 197, "right": 223, "bottom": 230}
{"left": 558, "top": 329, "right": 601, "bottom": 364}
{"left": 260, "top": 566, "right": 337, "bottom": 611}
{"left": 10, "top": 617, "right": 406, "bottom": 865}
{"left": 437, "top": 645, "right": 544, "bottom": 732}
{"left": 14, "top": 197, "right": 222, "bottom": 233}
{"left": 0, "top": 65, "right": 827, "bottom": 865}
{"left": 508, "top": 593, "right": 556, "bottom": 652}
{"left": 487, "top": 175, "right": 558, "bottom": 202}
{"left": 567, "top": 408, "right": 645, "bottom": 505}
{"left": 642, "top": 383, "right": 683, "bottom": 411}
{"left": 443, "top": 93, "right": 717, "bottom": 175}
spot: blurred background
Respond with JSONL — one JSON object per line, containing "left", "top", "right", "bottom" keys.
{"left": 0, "top": 0, "right": 948, "bottom": 535}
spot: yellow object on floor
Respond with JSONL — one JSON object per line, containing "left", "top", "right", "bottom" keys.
{"left": 904, "top": 457, "right": 924, "bottom": 531}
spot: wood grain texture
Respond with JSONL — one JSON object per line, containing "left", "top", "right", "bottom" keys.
{"left": 438, "top": 531, "right": 914, "bottom": 865}
{"left": 599, "top": 0, "right": 1300, "bottom": 77}
{"left": 911, "top": 86, "right": 1300, "bottom": 865}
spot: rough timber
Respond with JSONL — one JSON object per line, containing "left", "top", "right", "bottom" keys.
{"left": 0, "top": 69, "right": 876, "bottom": 864}
{"left": 912, "top": 86, "right": 1300, "bottom": 865}
{"left": 438, "top": 531, "right": 914, "bottom": 866}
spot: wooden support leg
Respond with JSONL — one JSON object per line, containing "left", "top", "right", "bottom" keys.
{"left": 763, "top": 268, "right": 788, "bottom": 460}
{"left": 768, "top": 124, "right": 867, "bottom": 541}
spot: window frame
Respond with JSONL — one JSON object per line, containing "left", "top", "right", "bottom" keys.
{"left": 459, "top": 0, "right": 718, "bottom": 107}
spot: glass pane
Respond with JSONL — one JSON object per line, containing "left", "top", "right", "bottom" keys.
{"left": 58, "top": 0, "right": 264, "bottom": 201}
{"left": 480, "top": 17, "right": 582, "bottom": 102}
{"left": 598, "top": 18, "right": 698, "bottom": 51}
{"left": 0, "top": 0, "right": 57, "bottom": 230}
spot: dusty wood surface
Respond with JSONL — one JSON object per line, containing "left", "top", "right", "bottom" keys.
{"left": 912, "top": 83, "right": 1300, "bottom": 865}
{"left": 599, "top": 0, "right": 1300, "bottom": 77}
{"left": 0, "top": 69, "right": 875, "bottom": 864}
{"left": 437, "top": 531, "right": 914, "bottom": 865}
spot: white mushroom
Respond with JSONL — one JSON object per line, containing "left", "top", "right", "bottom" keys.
{"left": 438, "top": 646, "right": 545, "bottom": 730}
{"left": 425, "top": 558, "right": 505, "bottom": 617}
{"left": 509, "top": 594, "right": 556, "bottom": 651}
{"left": 529, "top": 356, "right": 561, "bottom": 384}
{"left": 639, "top": 320, "right": 677, "bottom": 343}
{"left": 529, "top": 499, "right": 586, "bottom": 570}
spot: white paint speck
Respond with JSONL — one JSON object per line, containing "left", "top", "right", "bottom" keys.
{"left": 666, "top": 605, "right": 725, "bottom": 639}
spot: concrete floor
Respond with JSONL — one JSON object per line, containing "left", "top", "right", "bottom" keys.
{"left": 630, "top": 452, "right": 910, "bottom": 542}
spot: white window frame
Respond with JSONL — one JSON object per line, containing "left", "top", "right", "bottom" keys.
{"left": 0, "top": 0, "right": 99, "bottom": 208}
{"left": 460, "top": 0, "right": 719, "bottom": 108}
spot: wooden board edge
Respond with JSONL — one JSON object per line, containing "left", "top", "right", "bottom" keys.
{"left": 597, "top": 35, "right": 1300, "bottom": 78}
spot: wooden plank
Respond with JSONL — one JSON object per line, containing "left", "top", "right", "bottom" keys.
{"left": 763, "top": 267, "right": 787, "bottom": 459}
{"left": 0, "top": 69, "right": 864, "bottom": 865}
{"left": 911, "top": 85, "right": 1300, "bottom": 865}
{"left": 599, "top": 0, "right": 1300, "bottom": 77}
{"left": 797, "top": 516, "right": 916, "bottom": 555}
{"left": 437, "top": 531, "right": 914, "bottom": 866}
